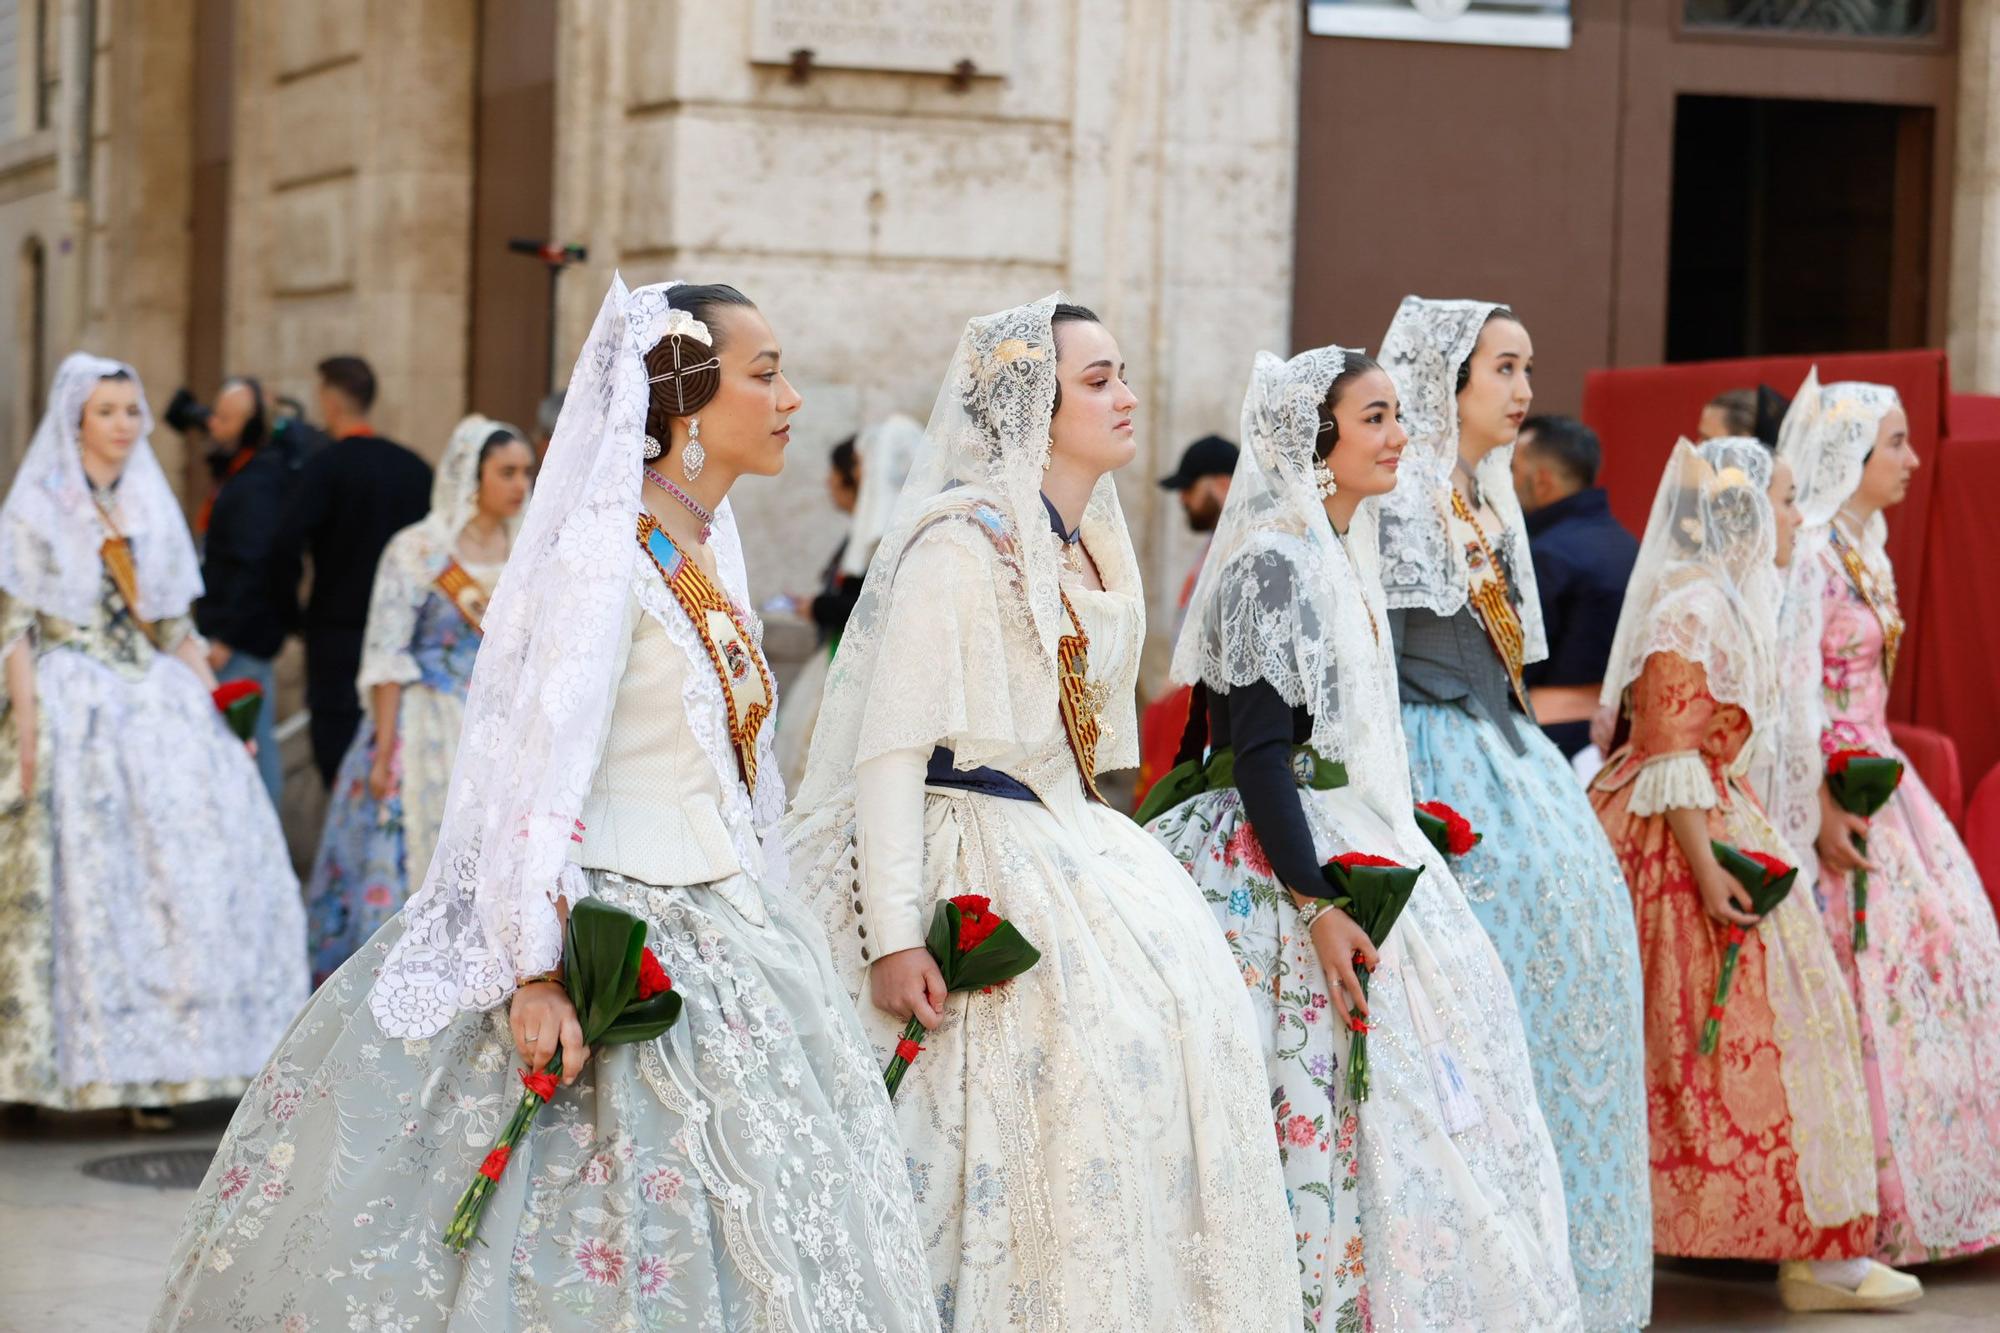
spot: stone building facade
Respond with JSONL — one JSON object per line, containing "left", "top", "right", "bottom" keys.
{"left": 1, "top": 0, "right": 1996, "bottom": 656}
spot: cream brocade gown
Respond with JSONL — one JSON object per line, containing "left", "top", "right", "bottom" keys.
{"left": 795, "top": 514, "right": 1298, "bottom": 1332}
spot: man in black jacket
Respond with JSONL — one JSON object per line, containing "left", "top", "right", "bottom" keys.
{"left": 196, "top": 377, "right": 315, "bottom": 803}
{"left": 270, "top": 356, "right": 432, "bottom": 786}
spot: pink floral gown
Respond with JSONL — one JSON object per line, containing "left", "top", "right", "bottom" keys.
{"left": 1812, "top": 547, "right": 2000, "bottom": 1263}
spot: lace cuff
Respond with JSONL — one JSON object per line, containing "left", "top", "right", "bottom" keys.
{"left": 1627, "top": 750, "right": 1718, "bottom": 817}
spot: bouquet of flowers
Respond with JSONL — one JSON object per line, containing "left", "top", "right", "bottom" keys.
{"left": 211, "top": 679, "right": 263, "bottom": 743}
{"left": 1413, "top": 800, "right": 1481, "bottom": 859}
{"left": 1697, "top": 843, "right": 1798, "bottom": 1055}
{"left": 882, "top": 895, "right": 1040, "bottom": 1100}
{"left": 1825, "top": 747, "right": 1904, "bottom": 951}
{"left": 1320, "top": 852, "right": 1425, "bottom": 1102}
{"left": 443, "top": 899, "right": 683, "bottom": 1252}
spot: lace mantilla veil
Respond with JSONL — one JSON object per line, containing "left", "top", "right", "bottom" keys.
{"left": 1375, "top": 295, "right": 1548, "bottom": 662}
{"left": 1762, "top": 370, "right": 1903, "bottom": 862}
{"left": 1170, "top": 346, "right": 1411, "bottom": 821}
{"left": 370, "top": 276, "right": 753, "bottom": 1038}
{"left": 783, "top": 294, "right": 1139, "bottom": 881}
{"left": 1601, "top": 437, "right": 1781, "bottom": 745}
{"left": 0, "top": 352, "right": 203, "bottom": 625}
{"left": 409, "top": 412, "right": 527, "bottom": 572}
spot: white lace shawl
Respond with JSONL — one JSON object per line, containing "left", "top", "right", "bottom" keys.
{"left": 1173, "top": 346, "right": 1376, "bottom": 766}
{"left": 1374, "top": 295, "right": 1548, "bottom": 662}
{"left": 1762, "top": 372, "right": 1903, "bottom": 861}
{"left": 838, "top": 413, "right": 924, "bottom": 578}
{"left": 371, "top": 276, "right": 728, "bottom": 1038}
{"left": 1601, "top": 438, "right": 1781, "bottom": 746}
{"left": 0, "top": 353, "right": 203, "bottom": 625}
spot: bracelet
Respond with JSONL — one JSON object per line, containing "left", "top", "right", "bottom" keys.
{"left": 516, "top": 969, "right": 563, "bottom": 990}
{"left": 1294, "top": 897, "right": 1337, "bottom": 936}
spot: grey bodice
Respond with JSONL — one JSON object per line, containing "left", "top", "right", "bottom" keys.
{"left": 1388, "top": 603, "right": 1532, "bottom": 755}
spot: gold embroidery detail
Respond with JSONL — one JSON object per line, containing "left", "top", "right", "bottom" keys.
{"left": 1447, "top": 487, "right": 1529, "bottom": 712}
{"left": 433, "top": 558, "right": 489, "bottom": 633}
{"left": 1831, "top": 528, "right": 1904, "bottom": 685}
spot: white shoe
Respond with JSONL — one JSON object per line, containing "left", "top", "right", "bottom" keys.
{"left": 1777, "top": 1259, "right": 1923, "bottom": 1312}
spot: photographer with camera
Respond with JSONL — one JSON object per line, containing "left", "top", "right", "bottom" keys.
{"left": 166, "top": 376, "right": 320, "bottom": 804}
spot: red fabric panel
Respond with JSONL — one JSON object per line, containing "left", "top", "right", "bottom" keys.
{"left": 1134, "top": 683, "right": 1192, "bottom": 811}
{"left": 1965, "top": 767, "right": 2000, "bottom": 920}
{"left": 1912, "top": 434, "right": 2000, "bottom": 794}
{"left": 1888, "top": 722, "right": 1964, "bottom": 831}
{"left": 1950, "top": 393, "right": 2000, "bottom": 438}
{"left": 1581, "top": 351, "right": 1947, "bottom": 724}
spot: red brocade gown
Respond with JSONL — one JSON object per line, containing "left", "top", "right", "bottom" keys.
{"left": 1591, "top": 652, "right": 1878, "bottom": 1259}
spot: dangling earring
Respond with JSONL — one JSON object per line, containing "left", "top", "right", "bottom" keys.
{"left": 642, "top": 434, "right": 663, "bottom": 460}
{"left": 1313, "top": 459, "right": 1339, "bottom": 499}
{"left": 682, "top": 417, "right": 706, "bottom": 480}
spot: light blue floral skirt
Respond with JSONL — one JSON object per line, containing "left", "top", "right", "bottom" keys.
{"left": 1401, "top": 701, "right": 1653, "bottom": 1331}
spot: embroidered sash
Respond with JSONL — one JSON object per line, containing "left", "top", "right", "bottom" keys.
{"left": 1055, "top": 589, "right": 1105, "bottom": 803}
{"left": 433, "top": 558, "right": 490, "bottom": 633}
{"left": 1446, "top": 487, "right": 1529, "bottom": 712}
{"left": 98, "top": 536, "right": 159, "bottom": 648}
{"left": 1830, "top": 527, "right": 1904, "bottom": 685}
{"left": 636, "top": 514, "right": 774, "bottom": 793}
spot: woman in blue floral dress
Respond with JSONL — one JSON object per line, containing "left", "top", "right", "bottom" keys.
{"left": 303, "top": 414, "right": 532, "bottom": 981}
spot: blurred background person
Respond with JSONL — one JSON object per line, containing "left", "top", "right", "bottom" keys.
{"left": 186, "top": 376, "right": 311, "bottom": 803}
{"left": 270, "top": 356, "right": 433, "bottom": 786}
{"left": 1513, "top": 413, "right": 1639, "bottom": 759}
{"left": 1698, "top": 385, "right": 1790, "bottom": 446}
{"left": 532, "top": 388, "right": 564, "bottom": 463}
{"left": 302, "top": 416, "right": 531, "bottom": 983}
{"left": 1136, "top": 433, "right": 1239, "bottom": 805}
{"left": 0, "top": 355, "right": 306, "bottom": 1129}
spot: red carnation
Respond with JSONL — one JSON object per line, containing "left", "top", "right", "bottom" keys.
{"left": 1415, "top": 800, "right": 1480, "bottom": 856}
{"left": 895, "top": 1038, "right": 923, "bottom": 1064}
{"left": 1827, "top": 747, "right": 1881, "bottom": 777}
{"left": 478, "top": 1146, "right": 511, "bottom": 1181}
{"left": 1332, "top": 851, "right": 1404, "bottom": 870}
{"left": 950, "top": 895, "right": 1001, "bottom": 952}
{"left": 635, "top": 948, "right": 672, "bottom": 1001}
{"left": 1743, "top": 851, "right": 1792, "bottom": 883}
{"left": 212, "top": 679, "right": 262, "bottom": 709}
{"left": 520, "top": 1069, "right": 559, "bottom": 1101}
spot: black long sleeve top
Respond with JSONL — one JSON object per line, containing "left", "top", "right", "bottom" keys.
{"left": 1207, "top": 680, "right": 1326, "bottom": 902}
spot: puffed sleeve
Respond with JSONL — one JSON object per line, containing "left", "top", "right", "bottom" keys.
{"left": 355, "top": 529, "right": 429, "bottom": 693}
{"left": 1624, "top": 652, "right": 1722, "bottom": 816}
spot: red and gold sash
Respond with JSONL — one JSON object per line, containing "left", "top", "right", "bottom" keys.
{"left": 98, "top": 535, "right": 160, "bottom": 648}
{"left": 1446, "top": 487, "right": 1529, "bottom": 713}
{"left": 636, "top": 513, "right": 774, "bottom": 793}
{"left": 1830, "top": 527, "right": 1904, "bottom": 685}
{"left": 1055, "top": 589, "right": 1105, "bottom": 803}
{"left": 433, "top": 558, "right": 490, "bottom": 633}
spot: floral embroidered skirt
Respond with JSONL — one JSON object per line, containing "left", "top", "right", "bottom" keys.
{"left": 151, "top": 870, "right": 935, "bottom": 1333}
{"left": 1147, "top": 782, "right": 1582, "bottom": 1333}
{"left": 304, "top": 682, "right": 464, "bottom": 984}
{"left": 1400, "top": 701, "right": 1653, "bottom": 1331}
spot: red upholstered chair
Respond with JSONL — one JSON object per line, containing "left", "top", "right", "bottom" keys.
{"left": 1964, "top": 765, "right": 2000, "bottom": 920}
{"left": 1890, "top": 721, "right": 1965, "bottom": 831}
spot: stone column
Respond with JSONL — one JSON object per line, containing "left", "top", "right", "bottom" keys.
{"left": 1949, "top": 0, "right": 2000, "bottom": 392}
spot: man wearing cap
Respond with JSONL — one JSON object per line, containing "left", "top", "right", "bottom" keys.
{"left": 1137, "top": 435, "right": 1240, "bottom": 806}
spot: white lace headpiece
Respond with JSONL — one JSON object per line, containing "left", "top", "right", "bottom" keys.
{"left": 369, "top": 276, "right": 749, "bottom": 1038}
{"left": 1374, "top": 295, "right": 1548, "bottom": 662}
{"left": 1761, "top": 369, "right": 1903, "bottom": 863}
{"left": 403, "top": 413, "right": 527, "bottom": 572}
{"left": 838, "top": 413, "right": 925, "bottom": 578}
{"left": 0, "top": 352, "right": 203, "bottom": 624}
{"left": 1173, "top": 347, "right": 1375, "bottom": 762}
{"left": 1602, "top": 437, "right": 1780, "bottom": 740}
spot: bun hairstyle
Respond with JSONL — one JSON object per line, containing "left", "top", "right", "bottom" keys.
{"left": 643, "top": 284, "right": 755, "bottom": 443}
{"left": 1454, "top": 305, "right": 1520, "bottom": 394}
{"left": 1049, "top": 302, "right": 1102, "bottom": 414}
{"left": 1314, "top": 352, "right": 1385, "bottom": 459}
{"left": 476, "top": 425, "right": 526, "bottom": 473}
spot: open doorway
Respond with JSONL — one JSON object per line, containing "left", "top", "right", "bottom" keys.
{"left": 1665, "top": 94, "right": 1932, "bottom": 362}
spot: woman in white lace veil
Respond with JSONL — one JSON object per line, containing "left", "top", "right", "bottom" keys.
{"left": 784, "top": 294, "right": 1296, "bottom": 1330}
{"left": 1374, "top": 296, "right": 1652, "bottom": 1328}
{"left": 1144, "top": 345, "right": 1581, "bottom": 1330}
{"left": 153, "top": 278, "right": 935, "bottom": 1333}
{"left": 0, "top": 353, "right": 305, "bottom": 1126}
{"left": 1770, "top": 372, "right": 2000, "bottom": 1267}
{"left": 1588, "top": 438, "right": 1908, "bottom": 1311}
{"left": 300, "top": 414, "right": 534, "bottom": 982}
{"left": 774, "top": 412, "right": 923, "bottom": 792}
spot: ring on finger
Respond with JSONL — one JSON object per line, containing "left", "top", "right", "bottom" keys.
{"left": 525, "top": 1031, "right": 540, "bottom": 1042}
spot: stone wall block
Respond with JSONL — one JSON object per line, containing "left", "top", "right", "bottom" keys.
{"left": 269, "top": 62, "right": 363, "bottom": 187}
{"left": 268, "top": 175, "right": 356, "bottom": 293}
{"left": 271, "top": 0, "right": 365, "bottom": 77}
